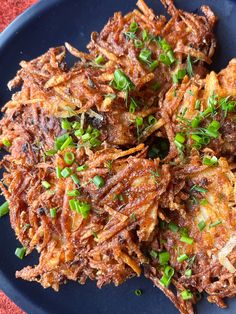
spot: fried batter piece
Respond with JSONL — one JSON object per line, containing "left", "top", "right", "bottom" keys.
{"left": 161, "top": 59, "right": 236, "bottom": 162}
{"left": 145, "top": 153, "right": 236, "bottom": 313}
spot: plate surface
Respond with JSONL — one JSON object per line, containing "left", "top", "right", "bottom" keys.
{"left": 0, "top": 0, "right": 236, "bottom": 313}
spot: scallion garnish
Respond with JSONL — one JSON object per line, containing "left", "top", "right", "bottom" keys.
{"left": 0, "top": 201, "right": 9, "bottom": 218}
{"left": 187, "top": 54, "right": 193, "bottom": 77}
{"left": 111, "top": 69, "right": 134, "bottom": 92}
{"left": 61, "top": 167, "right": 72, "bottom": 178}
{"left": 61, "top": 119, "right": 71, "bottom": 130}
{"left": 134, "top": 39, "right": 143, "bottom": 48}
{"left": 129, "top": 98, "right": 138, "bottom": 113}
{"left": 148, "top": 115, "right": 157, "bottom": 125}
{"left": 77, "top": 164, "right": 88, "bottom": 172}
{"left": 92, "top": 175, "right": 105, "bottom": 188}
{"left": 64, "top": 152, "right": 75, "bottom": 165}
{"left": 56, "top": 166, "right": 62, "bottom": 179}
{"left": 45, "top": 149, "right": 57, "bottom": 156}
{"left": 203, "top": 155, "right": 218, "bottom": 166}
{"left": 15, "top": 247, "right": 26, "bottom": 260}
{"left": 71, "top": 174, "right": 80, "bottom": 185}
{"left": 142, "top": 29, "right": 149, "bottom": 41}
{"left": 209, "top": 220, "right": 222, "bottom": 228}
{"left": 95, "top": 55, "right": 105, "bottom": 65}
{"left": 172, "top": 69, "right": 186, "bottom": 83}
{"left": 150, "top": 250, "right": 158, "bottom": 259}
{"left": 177, "top": 253, "right": 189, "bottom": 263}
{"left": 2, "top": 138, "right": 11, "bottom": 147}
{"left": 198, "top": 220, "right": 206, "bottom": 231}
{"left": 60, "top": 136, "right": 73, "bottom": 151}
{"left": 181, "top": 290, "right": 193, "bottom": 300}
{"left": 159, "top": 251, "right": 170, "bottom": 265}
{"left": 134, "top": 289, "right": 142, "bottom": 296}
{"left": 180, "top": 236, "right": 194, "bottom": 245}
{"left": 130, "top": 21, "right": 138, "bottom": 32}
{"left": 168, "top": 221, "right": 179, "bottom": 233}
{"left": 160, "top": 265, "right": 174, "bottom": 287}
{"left": 190, "top": 185, "right": 207, "bottom": 194}
{"left": 50, "top": 208, "right": 57, "bottom": 218}
{"left": 185, "top": 269, "right": 192, "bottom": 277}
{"left": 42, "top": 180, "right": 51, "bottom": 189}
{"left": 67, "top": 189, "right": 80, "bottom": 197}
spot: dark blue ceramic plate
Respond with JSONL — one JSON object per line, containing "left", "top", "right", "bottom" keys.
{"left": 0, "top": 0, "right": 236, "bottom": 313}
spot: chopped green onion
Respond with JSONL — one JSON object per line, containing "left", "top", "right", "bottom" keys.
{"left": 134, "top": 289, "right": 142, "bottom": 296}
{"left": 167, "top": 50, "right": 175, "bottom": 63}
{"left": 150, "top": 250, "right": 158, "bottom": 259}
{"left": 71, "top": 174, "right": 80, "bottom": 185}
{"left": 134, "top": 39, "right": 143, "bottom": 48}
{"left": 92, "top": 175, "right": 105, "bottom": 188}
{"left": 50, "top": 208, "right": 57, "bottom": 218}
{"left": 195, "top": 99, "right": 201, "bottom": 110}
{"left": 95, "top": 55, "right": 105, "bottom": 65}
{"left": 61, "top": 119, "right": 71, "bottom": 130}
{"left": 129, "top": 98, "right": 138, "bottom": 113}
{"left": 168, "top": 221, "right": 179, "bottom": 233}
{"left": 198, "top": 220, "right": 206, "bottom": 231}
{"left": 187, "top": 54, "right": 193, "bottom": 77}
{"left": 179, "top": 227, "right": 189, "bottom": 237}
{"left": 64, "top": 152, "right": 75, "bottom": 165}
{"left": 69, "top": 199, "right": 76, "bottom": 211}
{"left": 0, "top": 201, "right": 9, "bottom": 218}
{"left": 160, "top": 265, "right": 174, "bottom": 287}
{"left": 77, "top": 164, "right": 88, "bottom": 172}
{"left": 135, "top": 116, "right": 143, "bottom": 126}
{"left": 190, "top": 185, "right": 207, "bottom": 194}
{"left": 74, "top": 129, "right": 84, "bottom": 137}
{"left": 2, "top": 138, "right": 11, "bottom": 147}
{"left": 130, "top": 21, "right": 138, "bottom": 32}
{"left": 175, "top": 133, "right": 185, "bottom": 144}
{"left": 191, "top": 117, "right": 200, "bottom": 128}
{"left": 15, "top": 247, "right": 26, "bottom": 259}
{"left": 148, "top": 115, "right": 157, "bottom": 125}
{"left": 75, "top": 201, "right": 91, "bottom": 218}
{"left": 56, "top": 166, "right": 62, "bottom": 179}
{"left": 55, "top": 133, "right": 69, "bottom": 150}
{"left": 203, "top": 156, "right": 218, "bottom": 166}
{"left": 42, "top": 180, "right": 51, "bottom": 189}
{"left": 60, "top": 136, "right": 73, "bottom": 151}
{"left": 159, "top": 54, "right": 171, "bottom": 66}
{"left": 209, "top": 220, "right": 222, "bottom": 228}
{"left": 189, "top": 87, "right": 198, "bottom": 97}
{"left": 45, "top": 149, "right": 57, "bottom": 156}
{"left": 111, "top": 69, "right": 134, "bottom": 91}
{"left": 142, "top": 29, "right": 149, "bottom": 41}
{"left": 67, "top": 189, "right": 80, "bottom": 197}
{"left": 61, "top": 167, "right": 72, "bottom": 178}
{"left": 72, "top": 122, "right": 81, "bottom": 129}
{"left": 185, "top": 269, "right": 192, "bottom": 277}
{"left": 159, "top": 251, "right": 170, "bottom": 265}
{"left": 180, "top": 236, "right": 194, "bottom": 245}
{"left": 139, "top": 48, "right": 152, "bottom": 64}
{"left": 200, "top": 198, "right": 208, "bottom": 205}
{"left": 177, "top": 253, "right": 189, "bottom": 263}
{"left": 150, "top": 60, "right": 159, "bottom": 71}
{"left": 181, "top": 290, "right": 193, "bottom": 300}
{"left": 173, "top": 69, "right": 186, "bottom": 83}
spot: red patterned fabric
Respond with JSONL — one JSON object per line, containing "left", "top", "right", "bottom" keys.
{"left": 0, "top": 2, "right": 37, "bottom": 313}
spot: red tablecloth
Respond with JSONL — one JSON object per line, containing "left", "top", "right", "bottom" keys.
{"left": 0, "top": 2, "right": 37, "bottom": 313}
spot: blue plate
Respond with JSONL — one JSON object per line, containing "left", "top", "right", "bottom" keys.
{"left": 0, "top": 1, "right": 236, "bottom": 313}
